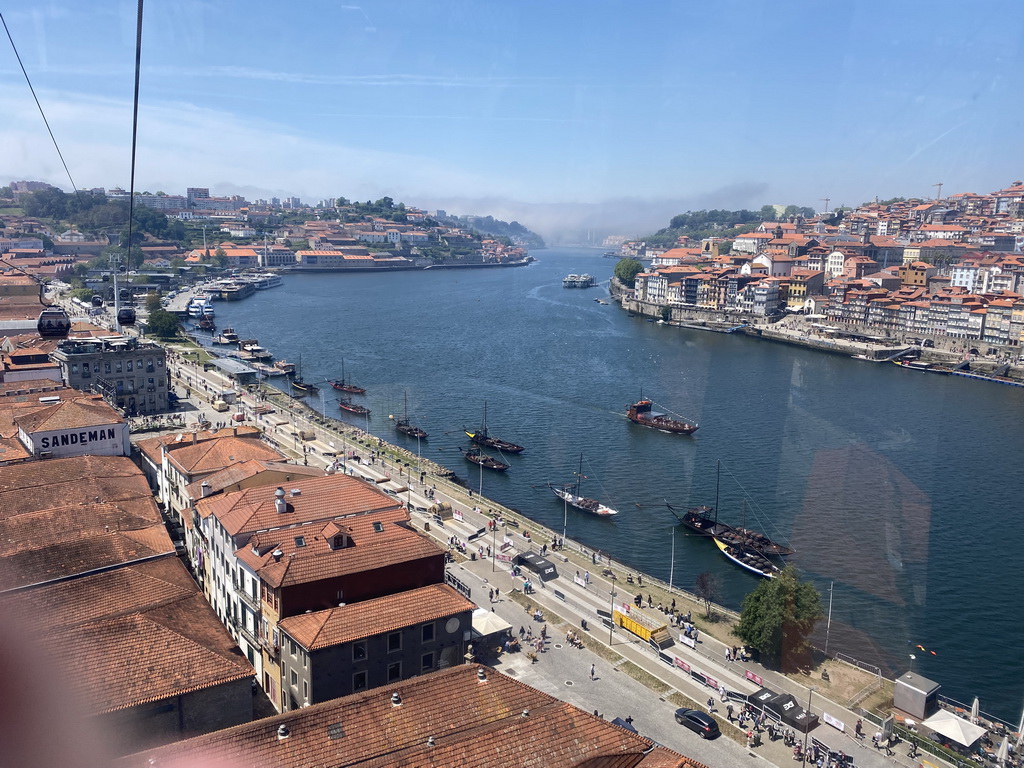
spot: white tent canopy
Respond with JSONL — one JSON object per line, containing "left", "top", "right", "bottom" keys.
{"left": 923, "top": 709, "right": 988, "bottom": 747}
{"left": 470, "top": 608, "right": 512, "bottom": 640}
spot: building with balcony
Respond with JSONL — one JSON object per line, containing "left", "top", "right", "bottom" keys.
{"left": 51, "top": 337, "right": 170, "bottom": 415}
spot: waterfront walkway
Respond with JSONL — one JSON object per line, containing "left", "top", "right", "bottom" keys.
{"left": 156, "top": 347, "right": 954, "bottom": 768}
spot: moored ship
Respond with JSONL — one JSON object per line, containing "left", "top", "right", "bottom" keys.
{"left": 465, "top": 402, "right": 524, "bottom": 453}
{"left": 626, "top": 395, "right": 698, "bottom": 434}
{"left": 338, "top": 397, "right": 370, "bottom": 416}
{"left": 713, "top": 538, "right": 779, "bottom": 579}
{"left": 329, "top": 359, "right": 366, "bottom": 395}
{"left": 460, "top": 446, "right": 510, "bottom": 472}
{"left": 394, "top": 391, "right": 428, "bottom": 440}
{"left": 549, "top": 453, "right": 617, "bottom": 517}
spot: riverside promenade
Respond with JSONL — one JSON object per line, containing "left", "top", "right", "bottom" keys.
{"left": 157, "top": 345, "right": 944, "bottom": 768}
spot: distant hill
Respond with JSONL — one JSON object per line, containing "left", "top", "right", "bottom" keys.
{"left": 437, "top": 213, "right": 545, "bottom": 249}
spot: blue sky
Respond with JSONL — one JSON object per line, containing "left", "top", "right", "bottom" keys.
{"left": 2, "top": 1, "right": 1022, "bottom": 240}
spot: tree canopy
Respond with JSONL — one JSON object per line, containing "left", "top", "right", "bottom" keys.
{"left": 614, "top": 258, "right": 644, "bottom": 288}
{"left": 733, "top": 566, "right": 823, "bottom": 670}
{"left": 145, "top": 308, "right": 181, "bottom": 339}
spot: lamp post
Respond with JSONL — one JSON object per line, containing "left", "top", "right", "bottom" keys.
{"left": 608, "top": 587, "right": 617, "bottom": 645}
{"left": 801, "top": 686, "right": 817, "bottom": 763}
{"left": 562, "top": 495, "right": 568, "bottom": 542}
{"left": 668, "top": 524, "right": 676, "bottom": 591}
{"left": 824, "top": 581, "right": 834, "bottom": 656}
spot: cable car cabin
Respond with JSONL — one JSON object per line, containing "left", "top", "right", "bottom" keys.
{"left": 37, "top": 308, "right": 71, "bottom": 338}
{"left": 117, "top": 307, "right": 137, "bottom": 326}
{"left": 91, "top": 294, "right": 104, "bottom": 307}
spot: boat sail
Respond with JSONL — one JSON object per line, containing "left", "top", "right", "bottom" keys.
{"left": 465, "top": 402, "right": 524, "bottom": 453}
{"left": 394, "top": 391, "right": 428, "bottom": 439}
{"left": 549, "top": 453, "right": 617, "bottom": 517}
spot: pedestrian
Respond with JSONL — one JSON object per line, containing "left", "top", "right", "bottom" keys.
{"left": 590, "top": 663, "right": 596, "bottom": 681}
{"left": 719, "top": 683, "right": 727, "bottom": 702}
{"left": 727, "top": 703, "right": 734, "bottom": 722}
{"left": 707, "top": 697, "right": 714, "bottom": 713}
{"left": 725, "top": 648, "right": 731, "bottom": 662}
{"left": 488, "top": 588, "right": 494, "bottom": 602}
{"left": 855, "top": 718, "right": 863, "bottom": 739}
{"left": 584, "top": 571, "right": 590, "bottom": 585}
{"left": 519, "top": 626, "right": 525, "bottom": 638}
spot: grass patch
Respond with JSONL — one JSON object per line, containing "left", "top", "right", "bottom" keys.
{"left": 619, "top": 660, "right": 671, "bottom": 694}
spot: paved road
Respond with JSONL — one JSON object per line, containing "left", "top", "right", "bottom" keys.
{"left": 156, "top": 348, "right": 936, "bottom": 768}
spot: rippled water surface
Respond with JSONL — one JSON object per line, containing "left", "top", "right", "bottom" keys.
{"left": 208, "top": 247, "right": 1023, "bottom": 720}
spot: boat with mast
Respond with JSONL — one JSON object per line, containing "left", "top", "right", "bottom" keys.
{"left": 459, "top": 446, "right": 510, "bottom": 472}
{"left": 549, "top": 453, "right": 617, "bottom": 517}
{"left": 669, "top": 461, "right": 794, "bottom": 557}
{"left": 329, "top": 359, "right": 366, "bottom": 395}
{"left": 465, "top": 402, "right": 524, "bottom": 453}
{"left": 291, "top": 355, "right": 318, "bottom": 395}
{"left": 626, "top": 392, "right": 698, "bottom": 434}
{"left": 394, "top": 391, "right": 428, "bottom": 440}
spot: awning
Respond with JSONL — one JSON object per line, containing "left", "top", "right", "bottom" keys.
{"left": 923, "top": 709, "right": 988, "bottom": 747}
{"left": 470, "top": 608, "right": 512, "bottom": 640}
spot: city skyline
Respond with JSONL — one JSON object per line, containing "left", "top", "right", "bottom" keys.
{"left": 2, "top": 1, "right": 1022, "bottom": 240}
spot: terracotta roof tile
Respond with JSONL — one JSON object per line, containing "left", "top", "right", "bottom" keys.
{"left": 165, "top": 435, "right": 282, "bottom": 476}
{"left": 280, "top": 584, "right": 474, "bottom": 649}
{"left": 14, "top": 396, "right": 123, "bottom": 432}
{"left": 118, "top": 665, "right": 698, "bottom": 768}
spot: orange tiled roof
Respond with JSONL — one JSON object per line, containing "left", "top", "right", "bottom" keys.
{"left": 116, "top": 664, "right": 699, "bottom": 768}
{"left": 13, "top": 396, "right": 123, "bottom": 433}
{"left": 280, "top": 584, "right": 474, "bottom": 650}
{"left": 200, "top": 473, "right": 402, "bottom": 537}
{"left": 185, "top": 459, "right": 321, "bottom": 500}
{"left": 164, "top": 434, "right": 282, "bottom": 477}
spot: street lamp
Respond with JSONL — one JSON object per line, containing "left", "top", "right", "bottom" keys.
{"left": 608, "top": 587, "right": 617, "bottom": 645}
{"left": 562, "top": 494, "right": 568, "bottom": 543}
{"left": 801, "top": 686, "right": 818, "bottom": 763}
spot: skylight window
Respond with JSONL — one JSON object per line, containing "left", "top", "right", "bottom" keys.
{"left": 295, "top": 535, "right": 306, "bottom": 547}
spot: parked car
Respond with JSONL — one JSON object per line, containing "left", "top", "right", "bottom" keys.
{"left": 674, "top": 708, "right": 720, "bottom": 739}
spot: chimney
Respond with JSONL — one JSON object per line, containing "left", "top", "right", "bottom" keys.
{"left": 191, "top": 431, "right": 197, "bottom": 446}
{"left": 272, "top": 549, "right": 283, "bottom": 562}
{"left": 477, "top": 668, "right": 487, "bottom": 683}
{"left": 391, "top": 692, "right": 402, "bottom": 707}
{"left": 275, "top": 487, "right": 287, "bottom": 515}
{"left": 201, "top": 481, "right": 212, "bottom": 498}
{"left": 277, "top": 724, "right": 290, "bottom": 740}
{"left": 426, "top": 736, "right": 435, "bottom": 747}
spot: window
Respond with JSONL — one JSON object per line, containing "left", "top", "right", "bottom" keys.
{"left": 303, "top": 680, "right": 308, "bottom": 700}
{"left": 71, "top": 363, "right": 79, "bottom": 374}
{"left": 126, "top": 360, "right": 133, "bottom": 372}
{"left": 421, "top": 622, "right": 435, "bottom": 642}
{"left": 421, "top": 652, "right": 434, "bottom": 672}
{"left": 387, "top": 661, "right": 401, "bottom": 682}
{"left": 372, "top": 521, "right": 384, "bottom": 532}
{"left": 104, "top": 362, "right": 111, "bottom": 374}
{"left": 115, "top": 361, "right": 122, "bottom": 373}
{"left": 294, "top": 535, "right": 306, "bottom": 547}
{"left": 352, "top": 671, "right": 367, "bottom": 692}
{"left": 387, "top": 631, "right": 402, "bottom": 652}
{"left": 352, "top": 640, "right": 367, "bottom": 661}
{"left": 289, "top": 638, "right": 297, "bottom": 656}
{"left": 290, "top": 669, "right": 297, "bottom": 686}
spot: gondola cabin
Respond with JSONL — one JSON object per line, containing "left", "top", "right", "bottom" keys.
{"left": 91, "top": 294, "right": 104, "bottom": 307}
{"left": 37, "top": 307, "right": 71, "bottom": 338}
{"left": 117, "top": 307, "right": 137, "bottom": 326}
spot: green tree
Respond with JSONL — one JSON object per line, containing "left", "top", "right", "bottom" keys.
{"left": 70, "top": 287, "right": 95, "bottom": 303}
{"left": 734, "top": 566, "right": 823, "bottom": 670}
{"left": 144, "top": 293, "right": 162, "bottom": 313}
{"left": 146, "top": 308, "right": 181, "bottom": 338}
{"left": 213, "top": 247, "right": 228, "bottom": 268}
{"left": 759, "top": 205, "right": 777, "bottom": 221}
{"left": 614, "top": 258, "right": 644, "bottom": 288}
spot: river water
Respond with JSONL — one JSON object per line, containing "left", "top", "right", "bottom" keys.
{"left": 207, "top": 247, "right": 1022, "bottom": 722}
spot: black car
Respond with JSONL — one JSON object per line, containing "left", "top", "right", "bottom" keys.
{"left": 674, "top": 708, "right": 721, "bottom": 739}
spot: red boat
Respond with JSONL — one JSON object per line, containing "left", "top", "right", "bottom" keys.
{"left": 626, "top": 395, "right": 698, "bottom": 434}
{"left": 338, "top": 397, "right": 370, "bottom": 416}
{"left": 329, "top": 359, "right": 366, "bottom": 394}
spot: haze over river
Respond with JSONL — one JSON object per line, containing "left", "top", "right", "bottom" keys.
{"left": 207, "top": 247, "right": 1022, "bottom": 722}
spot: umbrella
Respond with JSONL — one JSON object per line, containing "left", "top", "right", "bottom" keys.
{"left": 996, "top": 738, "right": 1009, "bottom": 767}
{"left": 971, "top": 697, "right": 980, "bottom": 724}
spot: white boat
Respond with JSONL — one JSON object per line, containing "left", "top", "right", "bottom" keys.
{"left": 549, "top": 453, "right": 617, "bottom": 516}
{"left": 188, "top": 295, "right": 214, "bottom": 318}
{"left": 713, "top": 537, "right": 778, "bottom": 579}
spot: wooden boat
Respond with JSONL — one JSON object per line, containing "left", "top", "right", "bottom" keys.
{"left": 330, "top": 359, "right": 366, "bottom": 395}
{"left": 460, "top": 446, "right": 510, "bottom": 472}
{"left": 338, "top": 397, "right": 370, "bottom": 416}
{"left": 626, "top": 394, "right": 698, "bottom": 434}
{"left": 291, "top": 356, "right": 318, "bottom": 395}
{"left": 395, "top": 391, "right": 428, "bottom": 439}
{"left": 465, "top": 402, "right": 524, "bottom": 453}
{"left": 273, "top": 359, "right": 296, "bottom": 375}
{"left": 713, "top": 537, "right": 778, "bottom": 579}
{"left": 669, "top": 461, "right": 794, "bottom": 557}
{"left": 892, "top": 359, "right": 950, "bottom": 374}
{"left": 549, "top": 453, "right": 617, "bottom": 517}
